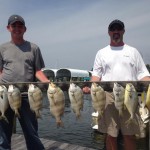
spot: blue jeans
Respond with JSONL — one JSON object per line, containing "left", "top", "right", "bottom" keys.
{"left": 0, "top": 96, "right": 45, "bottom": 150}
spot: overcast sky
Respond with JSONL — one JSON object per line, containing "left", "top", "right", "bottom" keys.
{"left": 0, "top": 0, "right": 150, "bottom": 70}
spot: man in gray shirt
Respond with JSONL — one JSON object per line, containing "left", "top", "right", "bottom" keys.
{"left": 0, "top": 14, "right": 49, "bottom": 150}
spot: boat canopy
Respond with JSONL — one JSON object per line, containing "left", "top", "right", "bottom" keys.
{"left": 56, "top": 68, "right": 90, "bottom": 78}
{"left": 42, "top": 68, "right": 91, "bottom": 81}
{"left": 41, "top": 68, "right": 58, "bottom": 81}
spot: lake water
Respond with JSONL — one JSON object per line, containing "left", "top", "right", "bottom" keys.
{"left": 16, "top": 92, "right": 149, "bottom": 150}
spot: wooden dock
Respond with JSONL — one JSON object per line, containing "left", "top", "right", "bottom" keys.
{"left": 11, "top": 134, "right": 96, "bottom": 150}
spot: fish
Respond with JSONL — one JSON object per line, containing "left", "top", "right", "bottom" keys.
{"left": 138, "top": 98, "right": 150, "bottom": 124}
{"left": 90, "top": 82, "right": 106, "bottom": 118}
{"left": 113, "top": 83, "right": 125, "bottom": 116}
{"left": 7, "top": 85, "right": 22, "bottom": 118}
{"left": 0, "top": 85, "right": 9, "bottom": 123}
{"left": 28, "top": 84, "right": 43, "bottom": 118}
{"left": 47, "top": 82, "right": 65, "bottom": 127}
{"left": 68, "top": 83, "right": 84, "bottom": 119}
{"left": 124, "top": 83, "right": 138, "bottom": 126}
{"left": 145, "top": 84, "right": 150, "bottom": 111}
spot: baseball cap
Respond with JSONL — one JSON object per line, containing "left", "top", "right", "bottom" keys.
{"left": 108, "top": 19, "right": 124, "bottom": 31}
{"left": 8, "top": 15, "right": 25, "bottom": 25}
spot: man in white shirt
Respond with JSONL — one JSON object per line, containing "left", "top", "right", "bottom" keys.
{"left": 91, "top": 19, "right": 150, "bottom": 150}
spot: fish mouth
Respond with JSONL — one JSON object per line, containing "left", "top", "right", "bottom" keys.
{"left": 114, "top": 88, "right": 121, "bottom": 92}
{"left": 48, "top": 90, "right": 56, "bottom": 94}
{"left": 69, "top": 88, "right": 77, "bottom": 93}
{"left": 125, "top": 89, "right": 132, "bottom": 92}
{"left": 115, "top": 83, "right": 121, "bottom": 87}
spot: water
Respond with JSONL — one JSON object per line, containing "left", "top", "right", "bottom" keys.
{"left": 16, "top": 92, "right": 148, "bottom": 150}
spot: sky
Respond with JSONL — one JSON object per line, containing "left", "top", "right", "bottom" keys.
{"left": 0, "top": 0, "right": 150, "bottom": 71}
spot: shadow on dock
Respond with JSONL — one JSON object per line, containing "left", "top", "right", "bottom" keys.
{"left": 11, "top": 134, "right": 96, "bottom": 150}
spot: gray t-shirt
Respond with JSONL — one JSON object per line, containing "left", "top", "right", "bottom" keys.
{"left": 0, "top": 41, "right": 45, "bottom": 83}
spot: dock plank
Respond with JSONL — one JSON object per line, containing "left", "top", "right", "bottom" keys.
{"left": 11, "top": 134, "right": 96, "bottom": 150}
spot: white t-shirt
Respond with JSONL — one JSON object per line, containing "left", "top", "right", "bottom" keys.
{"left": 92, "top": 44, "right": 150, "bottom": 81}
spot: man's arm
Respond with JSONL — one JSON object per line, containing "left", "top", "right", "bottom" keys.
{"left": 140, "top": 76, "right": 150, "bottom": 81}
{"left": 90, "top": 76, "right": 101, "bottom": 82}
{"left": 35, "top": 70, "right": 50, "bottom": 82}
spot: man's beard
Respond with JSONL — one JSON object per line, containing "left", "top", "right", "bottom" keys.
{"left": 112, "top": 33, "right": 121, "bottom": 43}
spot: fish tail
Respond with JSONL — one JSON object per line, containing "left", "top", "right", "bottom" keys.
{"left": 0, "top": 116, "right": 2, "bottom": 120}
{"left": 123, "top": 105, "right": 127, "bottom": 110}
{"left": 15, "top": 110, "right": 20, "bottom": 118}
{"left": 56, "top": 120, "right": 64, "bottom": 128}
{"left": 0, "top": 115, "right": 9, "bottom": 123}
{"left": 76, "top": 112, "right": 81, "bottom": 120}
{"left": 133, "top": 118, "right": 138, "bottom": 125}
{"left": 126, "top": 118, "right": 137, "bottom": 127}
{"left": 1, "top": 115, "right": 9, "bottom": 123}
{"left": 119, "top": 110, "right": 123, "bottom": 117}
{"left": 35, "top": 110, "right": 41, "bottom": 119}
{"left": 125, "top": 118, "right": 132, "bottom": 127}
{"left": 98, "top": 111, "right": 103, "bottom": 118}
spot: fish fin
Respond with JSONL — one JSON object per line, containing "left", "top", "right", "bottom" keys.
{"left": 125, "top": 118, "right": 132, "bottom": 127}
{"left": 123, "top": 105, "right": 127, "bottom": 110}
{"left": 35, "top": 110, "right": 41, "bottom": 119}
{"left": 81, "top": 106, "right": 83, "bottom": 111}
{"left": 72, "top": 108, "right": 76, "bottom": 114}
{"left": 0, "top": 115, "right": 9, "bottom": 123}
{"left": 119, "top": 110, "right": 123, "bottom": 117}
{"left": 98, "top": 111, "right": 103, "bottom": 118}
{"left": 97, "top": 115, "right": 101, "bottom": 122}
{"left": 125, "top": 118, "right": 137, "bottom": 127}
{"left": 54, "top": 99, "right": 57, "bottom": 105}
{"left": 2, "top": 116, "right": 9, "bottom": 123}
{"left": 31, "top": 95, "right": 36, "bottom": 102}
{"left": 94, "top": 109, "right": 97, "bottom": 113}
{"left": 76, "top": 115, "right": 82, "bottom": 122}
{"left": 56, "top": 120, "right": 64, "bottom": 128}
{"left": 92, "top": 94, "right": 97, "bottom": 100}
{"left": 15, "top": 110, "right": 20, "bottom": 118}
{"left": 72, "top": 94, "right": 78, "bottom": 103}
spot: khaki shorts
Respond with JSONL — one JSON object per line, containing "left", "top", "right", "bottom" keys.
{"left": 98, "top": 92, "right": 145, "bottom": 137}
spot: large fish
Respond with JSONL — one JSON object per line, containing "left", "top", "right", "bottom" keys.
{"left": 28, "top": 84, "right": 43, "bottom": 118}
{"left": 113, "top": 83, "right": 125, "bottom": 116}
{"left": 145, "top": 84, "right": 150, "bottom": 111}
{"left": 0, "top": 85, "right": 9, "bottom": 122}
{"left": 68, "top": 83, "right": 84, "bottom": 119}
{"left": 47, "top": 82, "right": 65, "bottom": 127}
{"left": 8, "top": 85, "right": 22, "bottom": 118}
{"left": 124, "top": 83, "right": 138, "bottom": 126}
{"left": 90, "top": 82, "right": 106, "bottom": 118}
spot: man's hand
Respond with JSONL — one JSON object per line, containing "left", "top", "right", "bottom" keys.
{"left": 82, "top": 86, "right": 91, "bottom": 94}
